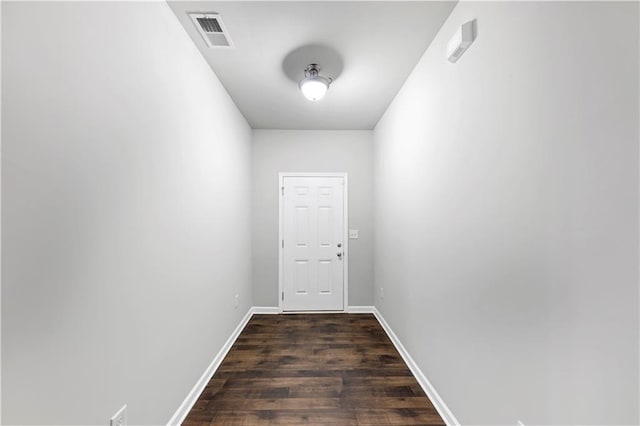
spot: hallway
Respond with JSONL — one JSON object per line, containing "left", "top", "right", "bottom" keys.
{"left": 2, "top": 1, "right": 639, "bottom": 424}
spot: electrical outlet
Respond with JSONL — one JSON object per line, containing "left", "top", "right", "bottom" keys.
{"left": 110, "top": 405, "right": 127, "bottom": 426}
{"left": 380, "top": 287, "right": 384, "bottom": 300}
{"left": 234, "top": 294, "right": 239, "bottom": 309}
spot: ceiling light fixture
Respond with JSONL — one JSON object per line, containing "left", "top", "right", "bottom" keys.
{"left": 299, "top": 64, "right": 332, "bottom": 101}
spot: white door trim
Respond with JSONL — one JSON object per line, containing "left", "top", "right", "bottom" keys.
{"left": 278, "top": 172, "right": 348, "bottom": 313}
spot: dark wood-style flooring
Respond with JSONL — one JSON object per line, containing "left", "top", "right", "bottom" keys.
{"left": 183, "top": 313, "right": 445, "bottom": 425}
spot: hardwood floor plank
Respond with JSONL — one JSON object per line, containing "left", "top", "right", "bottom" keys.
{"left": 210, "top": 409, "right": 359, "bottom": 425}
{"left": 210, "top": 397, "right": 342, "bottom": 410}
{"left": 355, "top": 408, "right": 445, "bottom": 425}
{"left": 182, "top": 313, "right": 444, "bottom": 426}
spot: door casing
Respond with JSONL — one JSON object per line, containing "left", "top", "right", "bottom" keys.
{"left": 278, "top": 172, "right": 349, "bottom": 313}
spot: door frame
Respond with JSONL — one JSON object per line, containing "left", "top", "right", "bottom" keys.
{"left": 278, "top": 172, "right": 349, "bottom": 313}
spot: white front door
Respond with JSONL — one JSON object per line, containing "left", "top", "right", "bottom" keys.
{"left": 281, "top": 175, "right": 346, "bottom": 311}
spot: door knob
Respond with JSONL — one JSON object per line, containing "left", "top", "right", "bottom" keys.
{"left": 337, "top": 252, "right": 343, "bottom": 259}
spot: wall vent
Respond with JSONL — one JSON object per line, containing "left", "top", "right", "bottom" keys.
{"left": 446, "top": 20, "right": 476, "bottom": 63}
{"left": 189, "top": 13, "right": 234, "bottom": 48}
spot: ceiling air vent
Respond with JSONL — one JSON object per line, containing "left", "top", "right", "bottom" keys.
{"left": 189, "top": 13, "right": 234, "bottom": 48}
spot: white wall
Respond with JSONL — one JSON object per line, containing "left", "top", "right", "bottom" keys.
{"left": 374, "top": 2, "right": 639, "bottom": 424}
{"left": 0, "top": 1, "right": 4, "bottom": 421}
{"left": 252, "top": 130, "right": 373, "bottom": 307}
{"left": 2, "top": 2, "right": 252, "bottom": 424}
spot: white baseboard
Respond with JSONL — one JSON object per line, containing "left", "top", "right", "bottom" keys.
{"left": 252, "top": 306, "right": 375, "bottom": 314}
{"left": 346, "top": 305, "right": 375, "bottom": 313}
{"left": 372, "top": 307, "right": 460, "bottom": 426}
{"left": 252, "top": 306, "right": 279, "bottom": 314}
{"left": 166, "top": 307, "right": 254, "bottom": 426}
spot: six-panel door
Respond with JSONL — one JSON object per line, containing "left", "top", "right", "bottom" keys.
{"left": 282, "top": 176, "right": 345, "bottom": 311}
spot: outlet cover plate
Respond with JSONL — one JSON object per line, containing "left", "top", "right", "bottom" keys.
{"left": 110, "top": 405, "right": 127, "bottom": 426}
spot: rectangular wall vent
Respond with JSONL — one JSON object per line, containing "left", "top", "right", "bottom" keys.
{"left": 189, "top": 13, "right": 234, "bottom": 48}
{"left": 446, "top": 20, "right": 476, "bottom": 63}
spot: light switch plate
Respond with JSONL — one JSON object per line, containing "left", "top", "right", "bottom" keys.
{"left": 348, "top": 229, "right": 359, "bottom": 239}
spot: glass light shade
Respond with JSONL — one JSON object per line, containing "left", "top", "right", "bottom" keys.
{"left": 299, "top": 77, "right": 329, "bottom": 101}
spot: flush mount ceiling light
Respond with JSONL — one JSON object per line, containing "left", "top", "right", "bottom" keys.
{"left": 299, "top": 64, "right": 333, "bottom": 101}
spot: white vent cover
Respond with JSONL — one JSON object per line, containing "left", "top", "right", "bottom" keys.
{"left": 447, "top": 20, "right": 476, "bottom": 63}
{"left": 189, "top": 13, "right": 234, "bottom": 48}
